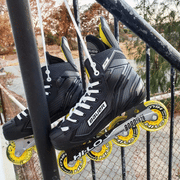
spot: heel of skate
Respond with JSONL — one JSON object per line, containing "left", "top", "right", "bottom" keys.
{"left": 6, "top": 137, "right": 36, "bottom": 165}
{"left": 140, "top": 100, "right": 169, "bottom": 131}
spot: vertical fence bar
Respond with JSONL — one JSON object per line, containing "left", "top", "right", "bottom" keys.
{"left": 146, "top": 44, "right": 151, "bottom": 180}
{"left": 0, "top": 89, "right": 2, "bottom": 125}
{"left": 168, "top": 66, "right": 175, "bottom": 180}
{"left": 5, "top": 0, "right": 60, "bottom": 179}
{"left": 73, "top": 0, "right": 86, "bottom": 92}
{"left": 73, "top": 1, "right": 96, "bottom": 179}
{"left": 114, "top": 17, "right": 119, "bottom": 41}
{"left": 91, "top": 160, "right": 96, "bottom": 180}
{"left": 0, "top": 88, "right": 6, "bottom": 123}
{"left": 0, "top": 89, "right": 3, "bottom": 125}
{"left": 114, "top": 17, "right": 126, "bottom": 180}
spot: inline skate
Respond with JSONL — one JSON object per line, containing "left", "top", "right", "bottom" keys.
{"left": 3, "top": 37, "right": 83, "bottom": 165}
{"left": 50, "top": 17, "right": 169, "bottom": 175}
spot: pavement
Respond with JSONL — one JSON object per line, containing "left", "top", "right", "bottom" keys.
{"left": 0, "top": 125, "right": 16, "bottom": 180}
{"left": 4, "top": 66, "right": 26, "bottom": 99}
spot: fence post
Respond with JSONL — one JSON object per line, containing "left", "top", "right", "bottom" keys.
{"left": 114, "top": 17, "right": 126, "bottom": 180}
{"left": 0, "top": 88, "right": 7, "bottom": 123}
{"left": 73, "top": 0, "right": 86, "bottom": 92}
{"left": 73, "top": 1, "right": 96, "bottom": 179}
{"left": 146, "top": 44, "right": 151, "bottom": 180}
{"left": 5, "top": 0, "right": 60, "bottom": 179}
{"left": 0, "top": 89, "right": 2, "bottom": 125}
{"left": 168, "top": 66, "right": 175, "bottom": 180}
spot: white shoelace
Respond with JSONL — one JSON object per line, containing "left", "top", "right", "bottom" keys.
{"left": 61, "top": 81, "right": 100, "bottom": 132}
{"left": 17, "top": 111, "right": 28, "bottom": 120}
{"left": 17, "top": 1, "right": 53, "bottom": 121}
{"left": 44, "top": 85, "right": 51, "bottom": 95}
{"left": 64, "top": 0, "right": 99, "bottom": 76}
{"left": 36, "top": 0, "right": 51, "bottom": 82}
{"left": 17, "top": 85, "right": 51, "bottom": 120}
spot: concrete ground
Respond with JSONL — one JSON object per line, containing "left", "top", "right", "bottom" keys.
{"left": 0, "top": 125, "right": 16, "bottom": 180}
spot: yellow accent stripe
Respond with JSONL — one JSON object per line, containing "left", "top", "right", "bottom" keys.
{"left": 60, "top": 37, "right": 67, "bottom": 62}
{"left": 99, "top": 23, "right": 112, "bottom": 48}
{"left": 85, "top": 68, "right": 90, "bottom": 80}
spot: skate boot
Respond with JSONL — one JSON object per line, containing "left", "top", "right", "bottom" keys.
{"left": 3, "top": 37, "right": 83, "bottom": 165}
{"left": 50, "top": 17, "right": 169, "bottom": 175}
{"left": 50, "top": 16, "right": 147, "bottom": 150}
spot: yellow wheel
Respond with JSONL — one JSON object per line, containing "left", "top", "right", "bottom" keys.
{"left": 57, "top": 151, "right": 86, "bottom": 175}
{"left": 109, "top": 116, "right": 140, "bottom": 147}
{"left": 86, "top": 141, "right": 112, "bottom": 161}
{"left": 140, "top": 100, "right": 169, "bottom": 131}
{"left": 6, "top": 141, "right": 32, "bottom": 165}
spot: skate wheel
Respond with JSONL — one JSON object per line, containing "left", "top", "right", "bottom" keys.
{"left": 6, "top": 141, "right": 32, "bottom": 165}
{"left": 140, "top": 100, "right": 169, "bottom": 131}
{"left": 86, "top": 141, "right": 112, "bottom": 161}
{"left": 57, "top": 151, "right": 86, "bottom": 175}
{"left": 109, "top": 116, "right": 140, "bottom": 147}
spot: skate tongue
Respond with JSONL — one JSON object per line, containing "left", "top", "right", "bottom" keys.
{"left": 84, "top": 48, "right": 113, "bottom": 80}
{"left": 86, "top": 35, "right": 108, "bottom": 56}
{"left": 61, "top": 36, "right": 78, "bottom": 71}
{"left": 99, "top": 16, "right": 121, "bottom": 50}
{"left": 46, "top": 52, "right": 64, "bottom": 65}
{"left": 85, "top": 35, "right": 113, "bottom": 79}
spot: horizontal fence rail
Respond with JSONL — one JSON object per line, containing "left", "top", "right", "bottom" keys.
{"left": 95, "top": 0, "right": 180, "bottom": 71}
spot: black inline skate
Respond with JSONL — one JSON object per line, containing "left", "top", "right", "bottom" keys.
{"left": 50, "top": 17, "right": 169, "bottom": 175}
{"left": 3, "top": 37, "right": 83, "bottom": 165}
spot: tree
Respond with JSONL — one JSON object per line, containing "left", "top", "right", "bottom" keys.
{"left": 127, "top": 0, "right": 180, "bottom": 94}
{"left": 80, "top": 3, "right": 110, "bottom": 37}
{"left": 30, "top": 0, "right": 77, "bottom": 49}
{"left": 30, "top": 0, "right": 56, "bottom": 35}
{"left": 49, "top": 2, "right": 77, "bottom": 48}
{"left": 0, "top": 0, "right": 14, "bottom": 54}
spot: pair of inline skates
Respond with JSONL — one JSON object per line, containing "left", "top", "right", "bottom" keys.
{"left": 2, "top": 17, "right": 169, "bottom": 175}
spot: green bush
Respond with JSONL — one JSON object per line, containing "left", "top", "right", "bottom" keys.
{"left": 45, "top": 32, "right": 59, "bottom": 45}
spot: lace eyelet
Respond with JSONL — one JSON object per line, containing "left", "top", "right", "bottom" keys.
{"left": 75, "top": 120, "right": 79, "bottom": 124}
{"left": 95, "top": 98, "right": 98, "bottom": 102}
{"left": 83, "top": 113, "right": 86, "bottom": 117}
{"left": 99, "top": 89, "right": 102, "bottom": 94}
{"left": 90, "top": 106, "right": 93, "bottom": 110}
{"left": 99, "top": 80, "right": 102, "bottom": 85}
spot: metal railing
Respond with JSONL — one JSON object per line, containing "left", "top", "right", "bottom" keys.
{"left": 4, "top": 0, "right": 180, "bottom": 179}
{"left": 72, "top": 1, "right": 180, "bottom": 179}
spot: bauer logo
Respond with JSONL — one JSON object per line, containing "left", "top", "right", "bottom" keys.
{"left": 88, "top": 101, "right": 107, "bottom": 126}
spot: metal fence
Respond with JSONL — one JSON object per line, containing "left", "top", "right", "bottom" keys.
{"left": 3, "top": 0, "right": 180, "bottom": 180}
